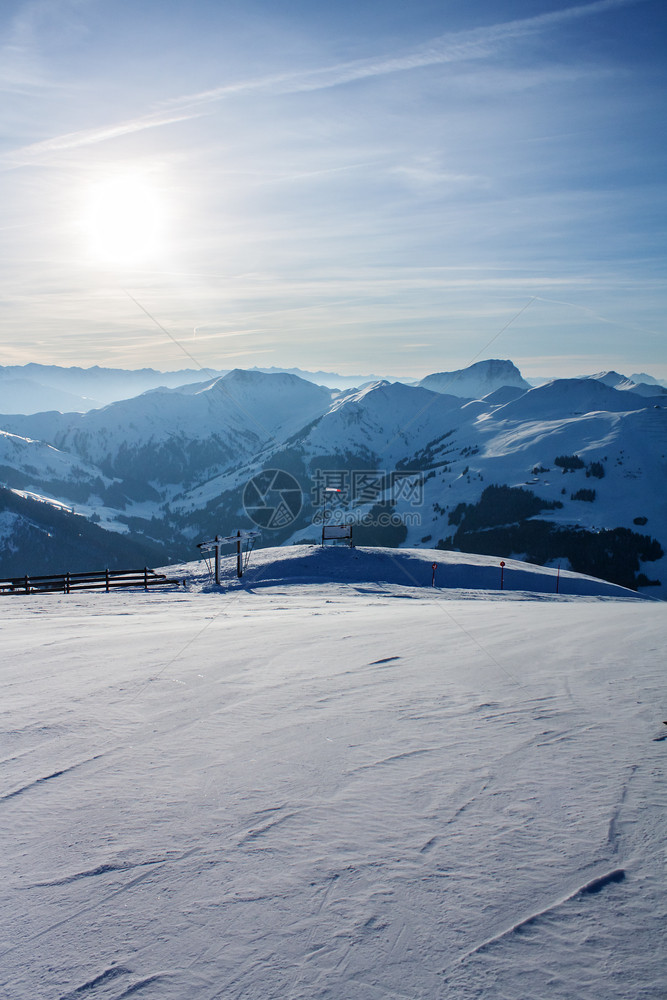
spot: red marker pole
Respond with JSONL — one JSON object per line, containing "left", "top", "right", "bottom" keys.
{"left": 500, "top": 560, "right": 505, "bottom": 590}
{"left": 432, "top": 562, "right": 437, "bottom": 587}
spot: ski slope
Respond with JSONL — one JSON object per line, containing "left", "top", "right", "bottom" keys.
{"left": 1, "top": 548, "right": 664, "bottom": 999}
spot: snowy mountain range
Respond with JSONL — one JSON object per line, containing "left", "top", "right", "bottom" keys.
{"left": 0, "top": 359, "right": 665, "bottom": 594}
{"left": 0, "top": 363, "right": 401, "bottom": 415}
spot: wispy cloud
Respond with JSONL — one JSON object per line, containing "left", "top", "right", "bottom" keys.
{"left": 170, "top": 0, "right": 645, "bottom": 103}
{"left": 1, "top": 109, "right": 208, "bottom": 168}
{"left": 2, "top": 0, "right": 647, "bottom": 167}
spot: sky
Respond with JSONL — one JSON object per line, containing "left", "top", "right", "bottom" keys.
{"left": 1, "top": 0, "right": 666, "bottom": 379}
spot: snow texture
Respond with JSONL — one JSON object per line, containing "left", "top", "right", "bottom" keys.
{"left": 1, "top": 547, "right": 664, "bottom": 999}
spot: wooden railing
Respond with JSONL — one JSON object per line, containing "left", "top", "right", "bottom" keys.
{"left": 0, "top": 567, "right": 185, "bottom": 595}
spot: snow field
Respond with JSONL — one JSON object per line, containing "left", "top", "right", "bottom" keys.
{"left": 0, "top": 567, "right": 665, "bottom": 999}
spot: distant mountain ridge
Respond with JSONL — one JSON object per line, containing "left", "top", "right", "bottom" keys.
{"left": 0, "top": 362, "right": 406, "bottom": 414}
{"left": 2, "top": 359, "right": 665, "bottom": 414}
{"left": 585, "top": 370, "right": 667, "bottom": 398}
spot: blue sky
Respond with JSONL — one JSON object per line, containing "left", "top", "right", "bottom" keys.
{"left": 1, "top": 0, "right": 665, "bottom": 378}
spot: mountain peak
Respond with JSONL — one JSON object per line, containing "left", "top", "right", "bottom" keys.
{"left": 418, "top": 359, "right": 530, "bottom": 398}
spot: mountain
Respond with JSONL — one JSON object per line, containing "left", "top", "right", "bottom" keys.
{"left": 0, "top": 377, "right": 99, "bottom": 414}
{"left": 418, "top": 359, "right": 530, "bottom": 398}
{"left": 493, "top": 377, "right": 657, "bottom": 420}
{"left": 0, "top": 363, "right": 226, "bottom": 413}
{"left": 586, "top": 370, "right": 667, "bottom": 398}
{"left": 0, "top": 486, "right": 170, "bottom": 577}
{"left": 1, "top": 370, "right": 334, "bottom": 485}
{"left": 248, "top": 366, "right": 413, "bottom": 389}
{"left": 293, "top": 380, "right": 467, "bottom": 463}
{"left": 0, "top": 361, "right": 665, "bottom": 594}
{"left": 0, "top": 426, "right": 111, "bottom": 509}
{"left": 0, "top": 363, "right": 410, "bottom": 415}
{"left": 630, "top": 372, "right": 667, "bottom": 388}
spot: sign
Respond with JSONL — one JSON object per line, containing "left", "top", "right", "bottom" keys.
{"left": 322, "top": 524, "right": 352, "bottom": 540}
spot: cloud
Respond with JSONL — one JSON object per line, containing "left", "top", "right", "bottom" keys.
{"left": 0, "top": 108, "right": 208, "bottom": 168}
{"left": 1, "top": 0, "right": 647, "bottom": 167}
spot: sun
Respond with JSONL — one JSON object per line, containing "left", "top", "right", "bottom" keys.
{"left": 84, "top": 172, "right": 165, "bottom": 266}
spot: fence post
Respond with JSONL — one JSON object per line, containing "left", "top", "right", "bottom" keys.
{"left": 24, "top": 574, "right": 29, "bottom": 594}
{"left": 144, "top": 566, "right": 149, "bottom": 591}
{"left": 105, "top": 568, "right": 110, "bottom": 593}
{"left": 65, "top": 572, "right": 70, "bottom": 594}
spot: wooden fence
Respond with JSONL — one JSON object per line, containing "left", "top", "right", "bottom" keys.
{"left": 0, "top": 567, "right": 185, "bottom": 596}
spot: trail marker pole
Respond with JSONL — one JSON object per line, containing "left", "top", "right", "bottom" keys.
{"left": 500, "top": 560, "right": 505, "bottom": 590}
{"left": 237, "top": 530, "right": 242, "bottom": 579}
{"left": 214, "top": 535, "right": 221, "bottom": 585}
{"left": 432, "top": 562, "right": 437, "bottom": 587}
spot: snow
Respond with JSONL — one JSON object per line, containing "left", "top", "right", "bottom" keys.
{"left": 1, "top": 547, "right": 664, "bottom": 999}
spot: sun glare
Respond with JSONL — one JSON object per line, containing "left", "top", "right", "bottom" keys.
{"left": 84, "top": 173, "right": 164, "bottom": 266}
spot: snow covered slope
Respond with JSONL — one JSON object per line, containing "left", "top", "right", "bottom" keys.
{"left": 0, "top": 549, "right": 664, "bottom": 1000}
{"left": 0, "top": 429, "right": 105, "bottom": 495}
{"left": 1, "top": 371, "right": 333, "bottom": 484}
{"left": 293, "top": 380, "right": 466, "bottom": 463}
{"left": 189, "top": 544, "right": 646, "bottom": 600}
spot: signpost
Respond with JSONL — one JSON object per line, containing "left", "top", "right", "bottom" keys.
{"left": 322, "top": 523, "right": 353, "bottom": 545}
{"left": 322, "top": 487, "right": 343, "bottom": 546}
{"left": 500, "top": 560, "right": 506, "bottom": 590}
{"left": 197, "top": 529, "right": 261, "bottom": 583}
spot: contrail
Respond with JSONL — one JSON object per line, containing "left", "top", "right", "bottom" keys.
{"left": 2, "top": 0, "right": 647, "bottom": 166}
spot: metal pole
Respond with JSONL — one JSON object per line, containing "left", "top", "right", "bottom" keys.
{"left": 215, "top": 535, "right": 221, "bottom": 585}
{"left": 556, "top": 563, "right": 560, "bottom": 594}
{"left": 237, "top": 530, "right": 242, "bottom": 578}
{"left": 500, "top": 560, "right": 505, "bottom": 590}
